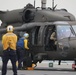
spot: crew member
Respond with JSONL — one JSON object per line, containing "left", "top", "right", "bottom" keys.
{"left": 16, "top": 32, "right": 29, "bottom": 69}
{"left": 50, "top": 27, "right": 57, "bottom": 45}
{"left": 50, "top": 32, "right": 56, "bottom": 41}
{"left": 1, "top": 25, "right": 18, "bottom": 75}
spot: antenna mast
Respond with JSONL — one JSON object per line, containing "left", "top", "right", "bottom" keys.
{"left": 34, "top": 0, "right": 36, "bottom": 8}
{"left": 52, "top": 0, "right": 54, "bottom": 9}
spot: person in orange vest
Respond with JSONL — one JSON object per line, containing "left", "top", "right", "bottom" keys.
{"left": 1, "top": 25, "right": 18, "bottom": 75}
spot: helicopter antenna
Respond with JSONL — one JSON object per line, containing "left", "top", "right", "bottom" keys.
{"left": 53, "top": 4, "right": 57, "bottom": 10}
{"left": 52, "top": 0, "right": 54, "bottom": 9}
{"left": 33, "top": 0, "right": 36, "bottom": 8}
{"left": 52, "top": 0, "right": 57, "bottom": 10}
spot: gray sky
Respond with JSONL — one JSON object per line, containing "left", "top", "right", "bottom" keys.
{"left": 0, "top": 0, "right": 76, "bottom": 17}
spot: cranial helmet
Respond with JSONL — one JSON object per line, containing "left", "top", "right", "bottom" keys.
{"left": 7, "top": 25, "right": 14, "bottom": 32}
{"left": 23, "top": 33, "right": 29, "bottom": 38}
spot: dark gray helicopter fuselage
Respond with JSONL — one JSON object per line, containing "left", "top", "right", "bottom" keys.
{"left": 27, "top": 21, "right": 76, "bottom": 61}
{"left": 0, "top": 4, "right": 76, "bottom": 67}
{"left": 0, "top": 21, "right": 76, "bottom": 61}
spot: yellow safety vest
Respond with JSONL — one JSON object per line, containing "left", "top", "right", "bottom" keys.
{"left": 24, "top": 39, "right": 29, "bottom": 50}
{"left": 2, "top": 32, "right": 17, "bottom": 50}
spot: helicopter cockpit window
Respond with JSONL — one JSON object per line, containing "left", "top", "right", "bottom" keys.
{"left": 57, "top": 25, "right": 76, "bottom": 39}
{"left": 72, "top": 25, "right": 76, "bottom": 34}
{"left": 57, "top": 25, "right": 75, "bottom": 40}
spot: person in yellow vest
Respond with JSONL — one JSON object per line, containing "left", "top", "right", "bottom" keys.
{"left": 24, "top": 33, "right": 29, "bottom": 50}
{"left": 23, "top": 33, "right": 33, "bottom": 70}
{"left": 1, "top": 25, "right": 18, "bottom": 75}
{"left": 23, "top": 33, "right": 30, "bottom": 69}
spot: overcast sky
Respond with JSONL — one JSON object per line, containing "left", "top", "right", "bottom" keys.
{"left": 0, "top": 0, "right": 76, "bottom": 17}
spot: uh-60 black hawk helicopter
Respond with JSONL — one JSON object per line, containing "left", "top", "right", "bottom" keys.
{"left": 0, "top": 0, "right": 76, "bottom": 70}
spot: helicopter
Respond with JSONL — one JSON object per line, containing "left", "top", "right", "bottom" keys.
{"left": 0, "top": 0, "right": 76, "bottom": 70}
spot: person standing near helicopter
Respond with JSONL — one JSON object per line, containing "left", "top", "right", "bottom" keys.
{"left": 1, "top": 25, "right": 18, "bottom": 75}
{"left": 16, "top": 32, "right": 29, "bottom": 69}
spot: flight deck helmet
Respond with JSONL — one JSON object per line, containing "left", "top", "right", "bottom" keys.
{"left": 7, "top": 25, "right": 14, "bottom": 32}
{"left": 23, "top": 33, "right": 29, "bottom": 38}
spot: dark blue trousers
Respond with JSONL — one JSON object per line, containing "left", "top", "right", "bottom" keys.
{"left": 1, "top": 49, "right": 17, "bottom": 75}
{"left": 16, "top": 47, "right": 25, "bottom": 69}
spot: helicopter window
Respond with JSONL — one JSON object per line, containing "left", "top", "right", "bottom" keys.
{"left": 57, "top": 25, "right": 75, "bottom": 40}
{"left": 72, "top": 25, "right": 76, "bottom": 33}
